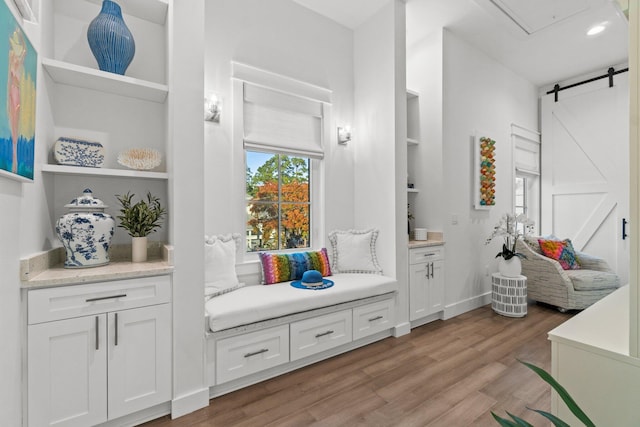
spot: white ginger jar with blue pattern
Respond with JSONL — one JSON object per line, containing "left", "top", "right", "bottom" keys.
{"left": 56, "top": 189, "right": 115, "bottom": 268}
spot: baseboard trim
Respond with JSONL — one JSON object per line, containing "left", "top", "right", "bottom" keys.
{"left": 171, "top": 387, "right": 209, "bottom": 419}
{"left": 393, "top": 322, "right": 411, "bottom": 337}
{"left": 443, "top": 292, "right": 491, "bottom": 320}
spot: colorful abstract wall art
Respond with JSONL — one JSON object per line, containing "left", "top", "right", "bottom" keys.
{"left": 0, "top": 1, "right": 37, "bottom": 182}
{"left": 474, "top": 134, "right": 496, "bottom": 209}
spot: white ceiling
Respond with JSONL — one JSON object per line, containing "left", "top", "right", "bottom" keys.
{"left": 292, "top": 0, "right": 628, "bottom": 87}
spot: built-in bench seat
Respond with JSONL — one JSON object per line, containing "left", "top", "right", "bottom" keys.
{"left": 205, "top": 273, "right": 398, "bottom": 396}
{"left": 205, "top": 273, "right": 397, "bottom": 332}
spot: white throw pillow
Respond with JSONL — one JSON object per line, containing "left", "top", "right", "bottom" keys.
{"left": 204, "top": 234, "right": 241, "bottom": 298}
{"left": 328, "top": 229, "right": 383, "bottom": 274}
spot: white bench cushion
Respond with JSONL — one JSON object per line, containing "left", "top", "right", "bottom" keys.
{"left": 205, "top": 273, "right": 397, "bottom": 332}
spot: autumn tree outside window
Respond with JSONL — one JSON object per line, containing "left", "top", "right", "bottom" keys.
{"left": 246, "top": 151, "right": 310, "bottom": 251}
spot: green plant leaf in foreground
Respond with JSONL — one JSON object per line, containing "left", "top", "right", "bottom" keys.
{"left": 527, "top": 408, "right": 570, "bottom": 427}
{"left": 518, "top": 359, "right": 596, "bottom": 427}
{"left": 491, "top": 411, "right": 534, "bottom": 427}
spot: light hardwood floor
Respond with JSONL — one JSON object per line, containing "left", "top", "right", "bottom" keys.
{"left": 143, "top": 303, "right": 570, "bottom": 426}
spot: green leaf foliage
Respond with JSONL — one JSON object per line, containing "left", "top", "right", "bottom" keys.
{"left": 518, "top": 360, "right": 596, "bottom": 427}
{"left": 491, "top": 412, "right": 534, "bottom": 427}
{"left": 115, "top": 191, "right": 166, "bottom": 237}
{"left": 527, "top": 408, "right": 571, "bottom": 427}
{"left": 492, "top": 360, "right": 596, "bottom": 427}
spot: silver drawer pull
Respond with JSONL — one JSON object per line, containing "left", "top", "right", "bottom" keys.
{"left": 86, "top": 294, "right": 127, "bottom": 302}
{"left": 244, "top": 348, "right": 269, "bottom": 358}
{"left": 315, "top": 330, "right": 334, "bottom": 338}
{"left": 368, "top": 315, "right": 383, "bottom": 322}
{"left": 423, "top": 253, "right": 435, "bottom": 257}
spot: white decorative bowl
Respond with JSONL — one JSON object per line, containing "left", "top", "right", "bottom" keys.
{"left": 117, "top": 148, "right": 162, "bottom": 170}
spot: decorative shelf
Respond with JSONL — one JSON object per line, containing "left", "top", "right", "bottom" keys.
{"left": 85, "top": 0, "right": 168, "bottom": 25}
{"left": 42, "top": 58, "right": 169, "bottom": 103}
{"left": 407, "top": 188, "right": 420, "bottom": 193}
{"left": 407, "top": 138, "right": 419, "bottom": 146}
{"left": 42, "top": 164, "right": 169, "bottom": 180}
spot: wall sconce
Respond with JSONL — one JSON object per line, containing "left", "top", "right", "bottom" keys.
{"left": 204, "top": 93, "right": 221, "bottom": 123}
{"left": 337, "top": 126, "right": 352, "bottom": 145}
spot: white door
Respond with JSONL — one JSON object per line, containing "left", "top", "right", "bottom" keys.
{"left": 28, "top": 315, "right": 107, "bottom": 427}
{"left": 108, "top": 304, "right": 172, "bottom": 419}
{"left": 541, "top": 74, "right": 629, "bottom": 284}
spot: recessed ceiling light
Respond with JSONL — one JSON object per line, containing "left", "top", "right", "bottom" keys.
{"left": 587, "top": 22, "right": 608, "bottom": 36}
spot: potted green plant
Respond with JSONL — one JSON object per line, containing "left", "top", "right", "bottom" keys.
{"left": 486, "top": 213, "right": 534, "bottom": 277}
{"left": 116, "top": 191, "right": 166, "bottom": 262}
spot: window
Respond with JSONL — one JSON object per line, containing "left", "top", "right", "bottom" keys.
{"left": 515, "top": 175, "right": 527, "bottom": 216}
{"left": 512, "top": 125, "right": 540, "bottom": 234}
{"left": 246, "top": 151, "right": 311, "bottom": 252}
{"left": 232, "top": 62, "right": 331, "bottom": 256}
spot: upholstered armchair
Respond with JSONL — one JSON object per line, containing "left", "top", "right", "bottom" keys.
{"left": 516, "top": 239, "right": 620, "bottom": 311}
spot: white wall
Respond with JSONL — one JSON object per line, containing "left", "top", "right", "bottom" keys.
{"left": 353, "top": 0, "right": 402, "bottom": 277}
{"left": 168, "top": 1, "right": 207, "bottom": 416}
{"left": 440, "top": 30, "right": 538, "bottom": 315}
{"left": 407, "top": 30, "right": 444, "bottom": 233}
{"left": 204, "top": 0, "right": 356, "bottom": 252}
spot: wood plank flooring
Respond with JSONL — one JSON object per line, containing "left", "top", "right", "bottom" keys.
{"left": 143, "top": 303, "right": 571, "bottom": 427}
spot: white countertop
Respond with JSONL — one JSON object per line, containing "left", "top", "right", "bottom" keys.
{"left": 548, "top": 285, "right": 629, "bottom": 357}
{"left": 408, "top": 239, "right": 445, "bottom": 249}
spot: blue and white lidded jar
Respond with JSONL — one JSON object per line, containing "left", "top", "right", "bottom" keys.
{"left": 56, "top": 189, "right": 115, "bottom": 268}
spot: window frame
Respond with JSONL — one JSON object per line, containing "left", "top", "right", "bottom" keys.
{"left": 244, "top": 150, "right": 315, "bottom": 253}
{"left": 231, "top": 63, "right": 331, "bottom": 261}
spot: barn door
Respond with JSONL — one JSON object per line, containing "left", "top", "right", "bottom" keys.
{"left": 541, "top": 73, "right": 629, "bottom": 284}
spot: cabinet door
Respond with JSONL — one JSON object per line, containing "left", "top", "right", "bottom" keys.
{"left": 427, "top": 260, "right": 445, "bottom": 315}
{"left": 108, "top": 304, "right": 171, "bottom": 419}
{"left": 409, "top": 262, "right": 429, "bottom": 321}
{"left": 28, "top": 315, "right": 107, "bottom": 427}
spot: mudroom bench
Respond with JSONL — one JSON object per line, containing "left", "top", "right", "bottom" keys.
{"left": 205, "top": 273, "right": 398, "bottom": 397}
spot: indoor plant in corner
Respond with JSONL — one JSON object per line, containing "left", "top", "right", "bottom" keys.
{"left": 486, "top": 213, "right": 534, "bottom": 277}
{"left": 116, "top": 191, "right": 166, "bottom": 262}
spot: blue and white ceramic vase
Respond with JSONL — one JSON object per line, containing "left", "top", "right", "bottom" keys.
{"left": 56, "top": 189, "right": 115, "bottom": 268}
{"left": 87, "top": 0, "right": 135, "bottom": 75}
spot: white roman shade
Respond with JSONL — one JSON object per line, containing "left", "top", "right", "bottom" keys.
{"left": 243, "top": 83, "right": 325, "bottom": 159}
{"left": 512, "top": 125, "right": 541, "bottom": 175}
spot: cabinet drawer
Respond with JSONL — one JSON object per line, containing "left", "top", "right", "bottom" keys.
{"left": 290, "top": 310, "right": 352, "bottom": 361}
{"left": 28, "top": 275, "right": 171, "bottom": 324}
{"left": 216, "top": 325, "right": 289, "bottom": 385}
{"left": 353, "top": 299, "right": 395, "bottom": 340}
{"left": 409, "top": 246, "right": 444, "bottom": 264}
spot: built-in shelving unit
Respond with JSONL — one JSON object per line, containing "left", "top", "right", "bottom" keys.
{"left": 85, "top": 0, "right": 168, "bottom": 24}
{"left": 41, "top": 164, "right": 169, "bottom": 180}
{"left": 407, "top": 90, "right": 420, "bottom": 201}
{"left": 42, "top": 58, "right": 168, "bottom": 103}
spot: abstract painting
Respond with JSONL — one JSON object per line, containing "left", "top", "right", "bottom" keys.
{"left": 0, "top": 0, "right": 36, "bottom": 182}
{"left": 474, "top": 133, "right": 496, "bottom": 210}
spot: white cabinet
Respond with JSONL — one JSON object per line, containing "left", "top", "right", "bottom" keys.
{"left": 27, "top": 276, "right": 171, "bottom": 427}
{"left": 290, "top": 310, "right": 352, "bottom": 361}
{"left": 353, "top": 298, "right": 395, "bottom": 340}
{"left": 216, "top": 325, "right": 289, "bottom": 385}
{"left": 409, "top": 245, "right": 445, "bottom": 323}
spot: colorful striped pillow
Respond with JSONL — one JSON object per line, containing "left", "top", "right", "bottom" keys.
{"left": 259, "top": 248, "right": 332, "bottom": 285}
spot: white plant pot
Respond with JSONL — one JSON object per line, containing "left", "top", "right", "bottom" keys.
{"left": 131, "top": 236, "right": 148, "bottom": 263}
{"left": 498, "top": 256, "right": 522, "bottom": 277}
